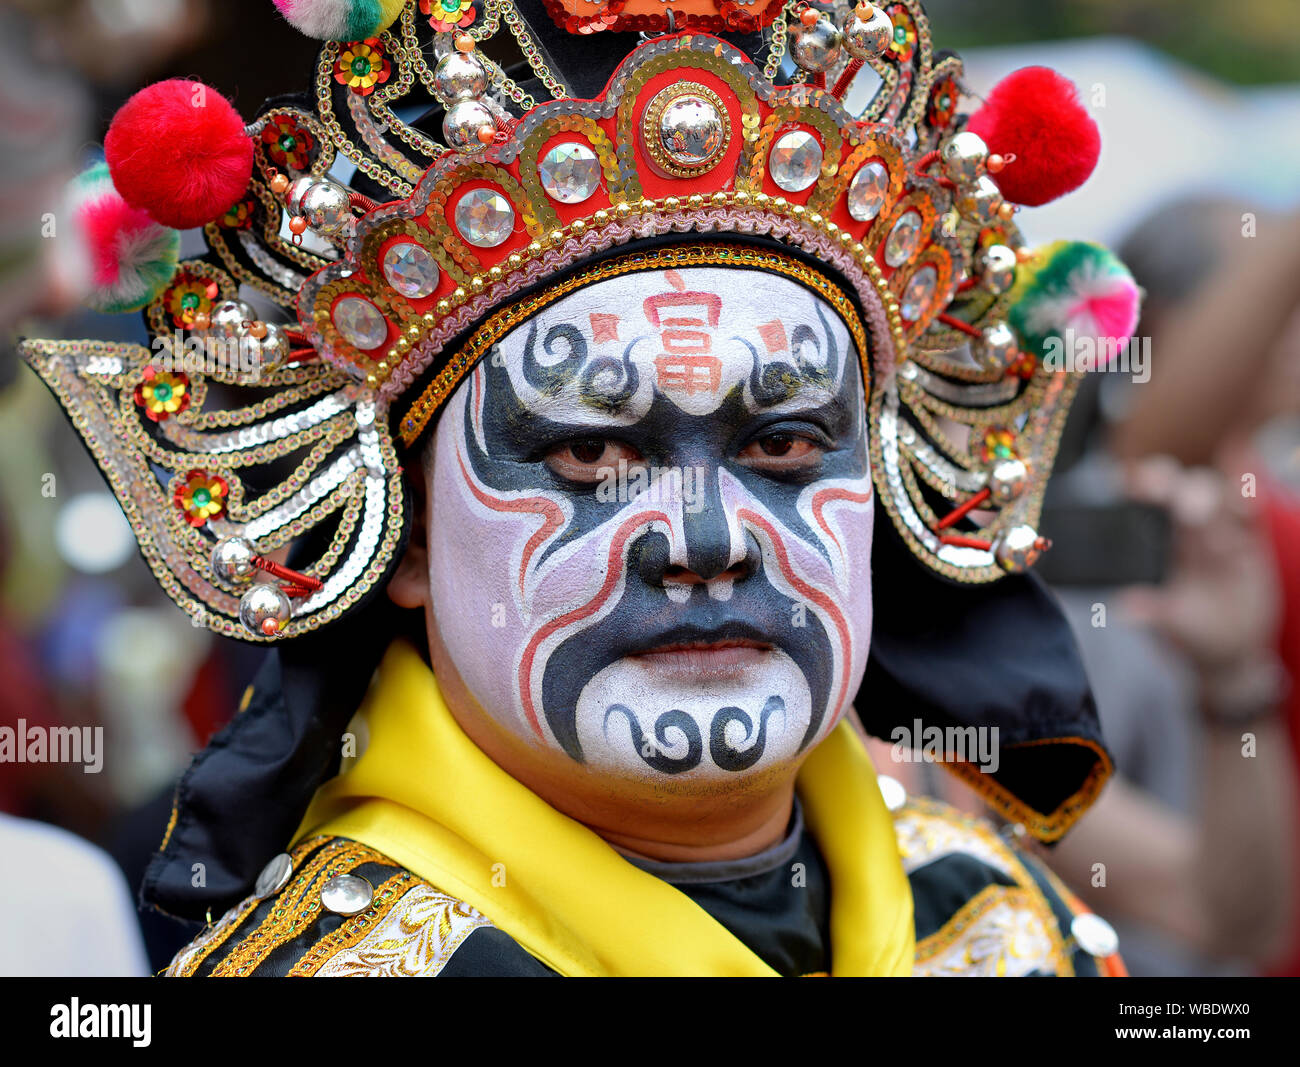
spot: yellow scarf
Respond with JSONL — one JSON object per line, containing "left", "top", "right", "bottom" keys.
{"left": 294, "top": 640, "right": 914, "bottom": 976}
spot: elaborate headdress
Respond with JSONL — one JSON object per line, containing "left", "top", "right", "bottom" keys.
{"left": 24, "top": 1, "right": 1138, "bottom": 879}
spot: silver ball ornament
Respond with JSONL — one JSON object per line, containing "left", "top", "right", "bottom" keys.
{"left": 245, "top": 321, "right": 289, "bottom": 374}
{"left": 841, "top": 4, "right": 893, "bottom": 61}
{"left": 207, "top": 300, "right": 254, "bottom": 339}
{"left": 211, "top": 536, "right": 258, "bottom": 586}
{"left": 285, "top": 176, "right": 316, "bottom": 217}
{"left": 955, "top": 175, "right": 1004, "bottom": 225}
{"left": 443, "top": 98, "right": 496, "bottom": 155}
{"left": 976, "top": 244, "right": 1018, "bottom": 295}
{"left": 993, "top": 524, "right": 1049, "bottom": 573}
{"left": 239, "top": 583, "right": 292, "bottom": 638}
{"left": 986, "top": 457, "right": 1030, "bottom": 504}
{"left": 433, "top": 51, "right": 488, "bottom": 104}
{"left": 973, "top": 321, "right": 1020, "bottom": 373}
{"left": 941, "top": 131, "right": 989, "bottom": 184}
{"left": 301, "top": 180, "right": 353, "bottom": 238}
{"left": 791, "top": 17, "right": 844, "bottom": 74}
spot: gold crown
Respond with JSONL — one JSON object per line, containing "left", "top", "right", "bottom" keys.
{"left": 21, "top": 1, "right": 1113, "bottom": 641}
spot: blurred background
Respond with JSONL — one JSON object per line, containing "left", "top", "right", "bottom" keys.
{"left": 0, "top": 0, "right": 1297, "bottom": 977}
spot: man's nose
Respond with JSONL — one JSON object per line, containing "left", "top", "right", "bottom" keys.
{"left": 634, "top": 467, "right": 760, "bottom": 587}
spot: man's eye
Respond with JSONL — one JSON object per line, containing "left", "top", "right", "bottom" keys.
{"left": 544, "top": 438, "right": 643, "bottom": 482}
{"left": 738, "top": 432, "right": 822, "bottom": 470}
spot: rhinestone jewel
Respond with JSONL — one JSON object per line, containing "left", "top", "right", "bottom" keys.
{"left": 768, "top": 130, "right": 823, "bottom": 193}
{"left": 382, "top": 242, "right": 439, "bottom": 299}
{"left": 900, "top": 265, "right": 937, "bottom": 321}
{"left": 884, "top": 209, "right": 924, "bottom": 268}
{"left": 657, "top": 93, "right": 726, "bottom": 172}
{"left": 319, "top": 873, "right": 374, "bottom": 916}
{"left": 333, "top": 296, "right": 388, "bottom": 350}
{"left": 538, "top": 142, "right": 601, "bottom": 204}
{"left": 454, "top": 188, "right": 515, "bottom": 248}
{"left": 847, "top": 161, "right": 889, "bottom": 221}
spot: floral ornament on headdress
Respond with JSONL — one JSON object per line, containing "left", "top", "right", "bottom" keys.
{"left": 421, "top": 0, "right": 475, "bottom": 33}
{"left": 164, "top": 274, "right": 216, "bottom": 329}
{"left": 334, "top": 38, "right": 391, "bottom": 96}
{"left": 217, "top": 197, "right": 256, "bottom": 230}
{"left": 886, "top": 3, "right": 918, "bottom": 63}
{"left": 980, "top": 427, "right": 1019, "bottom": 464}
{"left": 928, "top": 76, "right": 958, "bottom": 128}
{"left": 134, "top": 367, "right": 191, "bottom": 422}
{"left": 261, "top": 115, "right": 316, "bottom": 172}
{"left": 174, "top": 470, "right": 229, "bottom": 527}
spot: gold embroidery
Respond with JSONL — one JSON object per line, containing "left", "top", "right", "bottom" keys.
{"left": 286, "top": 871, "right": 416, "bottom": 976}
{"left": 167, "top": 837, "right": 330, "bottom": 977}
{"left": 914, "top": 884, "right": 1071, "bottom": 977}
{"left": 311, "top": 884, "right": 495, "bottom": 977}
{"left": 210, "top": 839, "right": 387, "bottom": 977}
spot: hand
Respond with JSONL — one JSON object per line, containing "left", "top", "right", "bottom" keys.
{"left": 1118, "top": 455, "right": 1282, "bottom": 674}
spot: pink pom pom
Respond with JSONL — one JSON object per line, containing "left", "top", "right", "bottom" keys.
{"left": 966, "top": 67, "right": 1101, "bottom": 207}
{"left": 1069, "top": 280, "right": 1141, "bottom": 362}
{"left": 67, "top": 162, "right": 180, "bottom": 314}
{"left": 104, "top": 79, "right": 253, "bottom": 230}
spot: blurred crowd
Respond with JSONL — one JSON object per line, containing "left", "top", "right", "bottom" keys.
{"left": 1, "top": 0, "right": 1297, "bottom": 977}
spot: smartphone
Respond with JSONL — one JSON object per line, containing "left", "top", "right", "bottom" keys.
{"left": 1034, "top": 501, "right": 1171, "bottom": 587}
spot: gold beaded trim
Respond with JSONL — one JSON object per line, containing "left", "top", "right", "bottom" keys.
{"left": 397, "top": 243, "right": 873, "bottom": 447}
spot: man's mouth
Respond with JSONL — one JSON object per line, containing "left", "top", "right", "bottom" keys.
{"left": 628, "top": 637, "right": 775, "bottom": 678}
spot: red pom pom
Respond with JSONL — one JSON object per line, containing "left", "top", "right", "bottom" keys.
{"left": 966, "top": 66, "right": 1100, "bottom": 207}
{"left": 104, "top": 79, "right": 253, "bottom": 230}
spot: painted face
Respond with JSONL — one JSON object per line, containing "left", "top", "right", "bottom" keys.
{"left": 425, "top": 266, "right": 874, "bottom": 790}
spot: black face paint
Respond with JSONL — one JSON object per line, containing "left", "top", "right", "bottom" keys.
{"left": 425, "top": 267, "right": 876, "bottom": 783}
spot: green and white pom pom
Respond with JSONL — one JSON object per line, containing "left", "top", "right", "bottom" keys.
{"left": 69, "top": 163, "right": 181, "bottom": 314}
{"left": 1006, "top": 240, "right": 1141, "bottom": 366}
{"left": 271, "top": 0, "right": 406, "bottom": 40}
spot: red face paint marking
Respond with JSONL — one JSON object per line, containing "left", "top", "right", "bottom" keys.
{"left": 738, "top": 507, "right": 855, "bottom": 730}
{"left": 810, "top": 485, "right": 874, "bottom": 555}
{"left": 758, "top": 320, "right": 788, "bottom": 354}
{"left": 455, "top": 448, "right": 565, "bottom": 600}
{"left": 589, "top": 313, "right": 620, "bottom": 343}
{"left": 517, "top": 509, "right": 672, "bottom": 739}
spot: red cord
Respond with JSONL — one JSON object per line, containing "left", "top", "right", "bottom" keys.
{"left": 912, "top": 149, "right": 956, "bottom": 189}
{"left": 938, "top": 312, "right": 983, "bottom": 338}
{"left": 831, "top": 58, "right": 863, "bottom": 100}
{"left": 914, "top": 149, "right": 941, "bottom": 173}
{"left": 287, "top": 346, "right": 317, "bottom": 362}
{"left": 934, "top": 487, "right": 991, "bottom": 531}
{"left": 252, "top": 555, "right": 323, "bottom": 595}
{"left": 348, "top": 192, "right": 380, "bottom": 213}
{"left": 938, "top": 534, "right": 992, "bottom": 550}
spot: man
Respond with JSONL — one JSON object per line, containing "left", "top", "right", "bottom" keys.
{"left": 22, "top": 0, "right": 1134, "bottom": 976}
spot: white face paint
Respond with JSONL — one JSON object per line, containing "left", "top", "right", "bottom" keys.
{"left": 425, "top": 266, "right": 874, "bottom": 791}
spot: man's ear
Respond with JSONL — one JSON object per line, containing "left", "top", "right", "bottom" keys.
{"left": 387, "top": 450, "right": 430, "bottom": 610}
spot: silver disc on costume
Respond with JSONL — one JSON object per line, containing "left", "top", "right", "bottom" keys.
{"left": 254, "top": 853, "right": 294, "bottom": 899}
{"left": 320, "top": 874, "right": 374, "bottom": 916}
{"left": 1070, "top": 912, "right": 1120, "bottom": 958}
